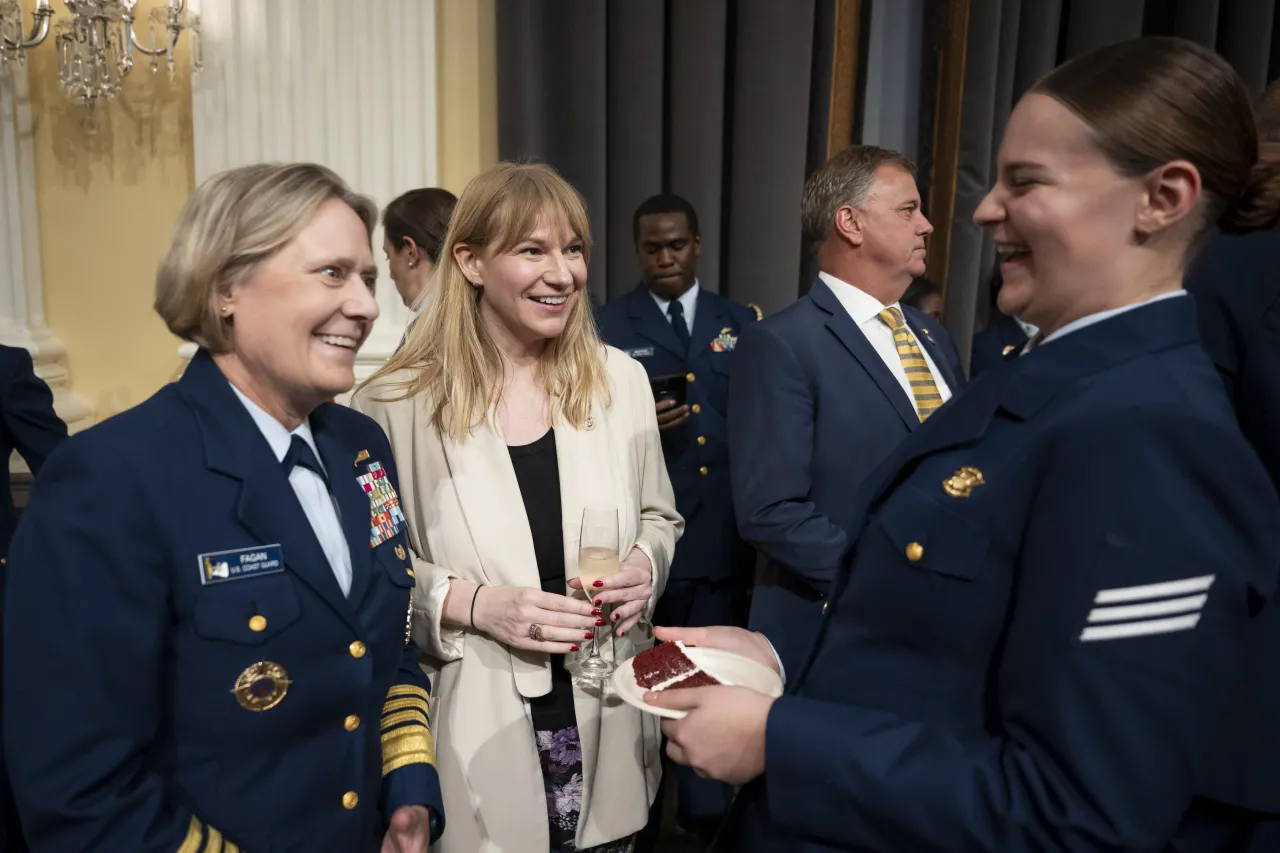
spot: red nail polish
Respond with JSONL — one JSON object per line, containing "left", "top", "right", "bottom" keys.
{"left": 570, "top": 645, "right": 580, "bottom": 652}
{"left": 593, "top": 579, "right": 604, "bottom": 587}
{"left": 585, "top": 631, "right": 595, "bottom": 639}
{"left": 612, "top": 613, "right": 619, "bottom": 621}
{"left": 595, "top": 618, "right": 606, "bottom": 626}
{"left": 594, "top": 599, "right": 603, "bottom": 607}
{"left": 618, "top": 630, "right": 626, "bottom": 637}
{"left": 591, "top": 608, "right": 602, "bottom": 616}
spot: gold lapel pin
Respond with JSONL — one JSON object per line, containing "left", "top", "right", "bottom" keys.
{"left": 1002, "top": 345, "right": 1017, "bottom": 357}
{"left": 354, "top": 449, "right": 370, "bottom": 466}
{"left": 943, "top": 466, "right": 985, "bottom": 498}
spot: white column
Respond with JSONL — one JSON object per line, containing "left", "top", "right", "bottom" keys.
{"left": 0, "top": 64, "right": 95, "bottom": 502}
{"left": 189, "top": 0, "right": 439, "bottom": 382}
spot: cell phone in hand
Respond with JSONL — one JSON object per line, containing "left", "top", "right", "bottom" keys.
{"left": 649, "top": 373, "right": 687, "bottom": 407}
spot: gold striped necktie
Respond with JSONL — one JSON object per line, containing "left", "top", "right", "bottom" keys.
{"left": 878, "top": 306, "right": 942, "bottom": 421}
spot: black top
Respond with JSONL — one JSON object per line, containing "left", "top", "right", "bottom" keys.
{"left": 507, "top": 429, "right": 576, "bottom": 718}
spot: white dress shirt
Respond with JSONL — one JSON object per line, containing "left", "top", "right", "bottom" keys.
{"left": 818, "top": 271, "right": 953, "bottom": 403}
{"left": 650, "top": 279, "right": 701, "bottom": 331}
{"left": 1027, "top": 291, "right": 1186, "bottom": 352}
{"left": 231, "top": 385, "right": 354, "bottom": 597}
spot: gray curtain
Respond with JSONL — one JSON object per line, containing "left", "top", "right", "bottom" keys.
{"left": 496, "top": 0, "right": 838, "bottom": 314}
{"left": 938, "top": 0, "right": 1280, "bottom": 371}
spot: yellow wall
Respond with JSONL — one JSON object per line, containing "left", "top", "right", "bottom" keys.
{"left": 26, "top": 0, "right": 195, "bottom": 415}
{"left": 438, "top": 0, "right": 500, "bottom": 194}
{"left": 25, "top": 0, "right": 498, "bottom": 413}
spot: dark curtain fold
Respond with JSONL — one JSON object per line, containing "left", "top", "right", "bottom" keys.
{"left": 932, "top": 0, "right": 1280, "bottom": 371}
{"left": 496, "top": 0, "right": 838, "bottom": 313}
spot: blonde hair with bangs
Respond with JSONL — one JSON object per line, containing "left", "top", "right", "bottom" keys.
{"left": 366, "top": 162, "right": 611, "bottom": 441}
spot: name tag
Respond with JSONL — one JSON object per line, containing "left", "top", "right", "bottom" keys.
{"left": 198, "top": 544, "right": 285, "bottom": 586}
{"left": 626, "top": 346, "right": 655, "bottom": 358}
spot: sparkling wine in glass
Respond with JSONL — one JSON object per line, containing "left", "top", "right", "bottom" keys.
{"left": 567, "top": 505, "right": 619, "bottom": 680}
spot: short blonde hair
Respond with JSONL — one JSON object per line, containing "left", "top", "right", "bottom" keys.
{"left": 364, "top": 162, "right": 610, "bottom": 441}
{"left": 155, "top": 163, "right": 378, "bottom": 352}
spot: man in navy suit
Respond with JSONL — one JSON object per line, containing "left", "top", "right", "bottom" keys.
{"left": 728, "top": 145, "right": 962, "bottom": 673}
{"left": 597, "top": 193, "right": 758, "bottom": 844}
{"left": 0, "top": 343, "right": 65, "bottom": 853}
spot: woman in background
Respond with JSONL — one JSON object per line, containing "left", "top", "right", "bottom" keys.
{"left": 354, "top": 162, "right": 681, "bottom": 853}
{"left": 383, "top": 187, "right": 458, "bottom": 313}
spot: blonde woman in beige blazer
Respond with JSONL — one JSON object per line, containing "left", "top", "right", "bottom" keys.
{"left": 352, "top": 163, "right": 682, "bottom": 853}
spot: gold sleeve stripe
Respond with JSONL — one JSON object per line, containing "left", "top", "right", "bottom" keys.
{"left": 749, "top": 303, "right": 763, "bottom": 321}
{"left": 176, "top": 818, "right": 203, "bottom": 853}
{"left": 386, "top": 684, "right": 430, "bottom": 702}
{"left": 382, "top": 733, "right": 436, "bottom": 775}
{"left": 383, "top": 751, "right": 435, "bottom": 775}
{"left": 381, "top": 708, "right": 430, "bottom": 730}
{"left": 381, "top": 724, "right": 429, "bottom": 747}
{"left": 202, "top": 825, "right": 223, "bottom": 853}
{"left": 382, "top": 696, "right": 428, "bottom": 715}
{"left": 225, "top": 845, "right": 240, "bottom": 853}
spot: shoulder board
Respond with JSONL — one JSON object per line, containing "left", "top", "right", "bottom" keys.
{"left": 748, "top": 302, "right": 763, "bottom": 321}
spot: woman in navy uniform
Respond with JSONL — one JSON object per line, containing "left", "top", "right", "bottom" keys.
{"left": 648, "top": 38, "right": 1280, "bottom": 852}
{"left": 2, "top": 164, "right": 444, "bottom": 852}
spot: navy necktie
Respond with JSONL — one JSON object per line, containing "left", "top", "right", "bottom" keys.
{"left": 282, "top": 435, "right": 330, "bottom": 492}
{"left": 668, "top": 299, "right": 691, "bottom": 354}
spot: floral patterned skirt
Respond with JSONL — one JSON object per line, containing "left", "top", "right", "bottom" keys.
{"left": 532, "top": 662, "right": 636, "bottom": 853}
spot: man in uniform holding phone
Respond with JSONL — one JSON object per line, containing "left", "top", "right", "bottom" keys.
{"left": 597, "top": 193, "right": 759, "bottom": 847}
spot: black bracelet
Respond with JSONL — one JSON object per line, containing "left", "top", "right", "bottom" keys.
{"left": 469, "top": 584, "right": 484, "bottom": 630}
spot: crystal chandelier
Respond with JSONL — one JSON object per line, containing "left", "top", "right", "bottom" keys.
{"left": 0, "top": 0, "right": 201, "bottom": 105}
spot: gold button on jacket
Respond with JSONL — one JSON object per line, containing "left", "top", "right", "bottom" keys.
{"left": 348, "top": 641, "right": 367, "bottom": 659}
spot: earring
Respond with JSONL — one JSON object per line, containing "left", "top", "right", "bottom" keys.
{"left": 408, "top": 260, "right": 417, "bottom": 270}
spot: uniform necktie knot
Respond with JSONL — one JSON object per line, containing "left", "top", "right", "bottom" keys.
{"left": 282, "top": 435, "right": 330, "bottom": 491}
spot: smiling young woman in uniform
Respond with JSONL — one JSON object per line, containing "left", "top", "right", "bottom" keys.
{"left": 646, "top": 37, "right": 1280, "bottom": 853}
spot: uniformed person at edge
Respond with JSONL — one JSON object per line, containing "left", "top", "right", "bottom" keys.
{"left": 2, "top": 164, "right": 444, "bottom": 852}
{"left": 647, "top": 38, "right": 1280, "bottom": 853}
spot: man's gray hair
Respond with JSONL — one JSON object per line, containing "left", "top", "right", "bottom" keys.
{"left": 800, "top": 145, "right": 916, "bottom": 252}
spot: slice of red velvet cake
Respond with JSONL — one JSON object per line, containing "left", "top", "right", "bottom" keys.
{"left": 633, "top": 641, "right": 722, "bottom": 691}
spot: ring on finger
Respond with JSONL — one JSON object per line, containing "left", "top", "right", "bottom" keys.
{"left": 528, "top": 623, "right": 544, "bottom": 642}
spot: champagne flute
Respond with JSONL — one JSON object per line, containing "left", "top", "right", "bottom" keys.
{"left": 566, "top": 505, "right": 620, "bottom": 681}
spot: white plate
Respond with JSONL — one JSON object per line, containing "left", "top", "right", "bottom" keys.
{"left": 610, "top": 645, "right": 784, "bottom": 719}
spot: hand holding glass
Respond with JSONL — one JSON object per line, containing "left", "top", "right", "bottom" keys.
{"left": 566, "top": 505, "right": 620, "bottom": 680}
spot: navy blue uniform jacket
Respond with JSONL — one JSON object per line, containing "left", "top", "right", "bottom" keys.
{"left": 0, "top": 345, "right": 66, "bottom": 853}
{"left": 1185, "top": 230, "right": 1280, "bottom": 491}
{"left": 2, "top": 351, "right": 444, "bottom": 852}
{"left": 596, "top": 285, "right": 758, "bottom": 585}
{"left": 969, "top": 313, "right": 1028, "bottom": 378}
{"left": 0, "top": 344, "right": 66, "bottom": 557}
{"left": 727, "top": 278, "right": 962, "bottom": 671}
{"left": 715, "top": 296, "right": 1280, "bottom": 852}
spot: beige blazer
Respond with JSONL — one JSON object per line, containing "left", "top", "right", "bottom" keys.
{"left": 351, "top": 346, "right": 683, "bottom": 852}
